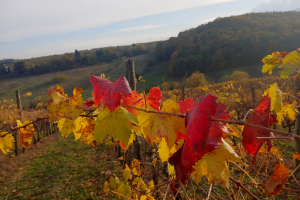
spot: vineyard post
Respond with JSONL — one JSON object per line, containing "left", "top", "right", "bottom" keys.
{"left": 250, "top": 83, "right": 256, "bottom": 108}
{"left": 294, "top": 77, "right": 300, "bottom": 168}
{"left": 15, "top": 90, "right": 25, "bottom": 153}
{"left": 14, "top": 130, "right": 18, "bottom": 156}
{"left": 126, "top": 59, "right": 141, "bottom": 165}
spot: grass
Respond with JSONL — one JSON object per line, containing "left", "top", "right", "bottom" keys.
{"left": 0, "top": 133, "right": 119, "bottom": 200}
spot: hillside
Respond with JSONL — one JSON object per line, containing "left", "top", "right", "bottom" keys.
{"left": 155, "top": 11, "right": 300, "bottom": 76}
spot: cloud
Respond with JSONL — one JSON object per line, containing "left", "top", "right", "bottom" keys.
{"left": 186, "top": 17, "right": 217, "bottom": 24}
{"left": 251, "top": 0, "right": 300, "bottom": 12}
{"left": 115, "top": 25, "right": 165, "bottom": 32}
{"left": 0, "top": 0, "right": 235, "bottom": 42}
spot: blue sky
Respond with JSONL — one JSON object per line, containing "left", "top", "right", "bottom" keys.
{"left": 0, "top": 0, "right": 299, "bottom": 59}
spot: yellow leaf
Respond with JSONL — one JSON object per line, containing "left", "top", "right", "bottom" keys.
{"left": 25, "top": 92, "right": 32, "bottom": 97}
{"left": 270, "top": 147, "right": 282, "bottom": 160}
{"left": 140, "top": 195, "right": 155, "bottom": 200}
{"left": 46, "top": 86, "right": 84, "bottom": 121}
{"left": 168, "top": 163, "right": 175, "bottom": 176}
{"left": 132, "top": 177, "right": 148, "bottom": 191}
{"left": 109, "top": 175, "right": 120, "bottom": 189}
{"left": 123, "top": 165, "right": 132, "bottom": 181}
{"left": 152, "top": 158, "right": 157, "bottom": 166}
{"left": 264, "top": 83, "right": 283, "bottom": 113}
{"left": 103, "top": 181, "right": 109, "bottom": 193}
{"left": 276, "top": 101, "right": 298, "bottom": 123}
{"left": 131, "top": 159, "right": 141, "bottom": 176}
{"left": 278, "top": 51, "right": 300, "bottom": 78}
{"left": 261, "top": 53, "right": 283, "bottom": 75}
{"left": 147, "top": 180, "right": 154, "bottom": 188}
{"left": 158, "top": 138, "right": 169, "bottom": 162}
{"left": 191, "top": 139, "right": 242, "bottom": 187}
{"left": 117, "top": 182, "right": 131, "bottom": 198}
{"left": 17, "top": 120, "right": 35, "bottom": 147}
{"left": 94, "top": 107, "right": 138, "bottom": 147}
{"left": 225, "top": 124, "right": 241, "bottom": 138}
{"left": 0, "top": 131, "right": 15, "bottom": 155}
{"left": 74, "top": 117, "right": 96, "bottom": 145}
{"left": 57, "top": 118, "right": 75, "bottom": 138}
{"left": 137, "top": 99, "right": 186, "bottom": 149}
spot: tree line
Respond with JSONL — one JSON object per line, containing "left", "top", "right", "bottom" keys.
{"left": 0, "top": 43, "right": 155, "bottom": 76}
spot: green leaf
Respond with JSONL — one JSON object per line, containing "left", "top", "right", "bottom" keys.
{"left": 278, "top": 51, "right": 300, "bottom": 78}
{"left": 94, "top": 107, "right": 138, "bottom": 145}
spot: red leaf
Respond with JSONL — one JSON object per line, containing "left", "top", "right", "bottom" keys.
{"left": 169, "top": 94, "right": 219, "bottom": 183}
{"left": 179, "top": 98, "right": 194, "bottom": 114}
{"left": 90, "top": 75, "right": 132, "bottom": 111}
{"left": 146, "top": 87, "right": 161, "bottom": 111}
{"left": 176, "top": 132, "right": 186, "bottom": 142}
{"left": 269, "top": 114, "right": 277, "bottom": 126}
{"left": 242, "top": 95, "right": 272, "bottom": 164}
{"left": 84, "top": 98, "right": 94, "bottom": 110}
{"left": 122, "top": 91, "right": 145, "bottom": 115}
{"left": 204, "top": 103, "right": 229, "bottom": 154}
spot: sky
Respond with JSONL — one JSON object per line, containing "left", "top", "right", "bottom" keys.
{"left": 0, "top": 0, "right": 299, "bottom": 59}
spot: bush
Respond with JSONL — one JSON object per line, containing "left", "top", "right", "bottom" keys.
{"left": 219, "top": 71, "right": 250, "bottom": 82}
{"left": 185, "top": 71, "right": 208, "bottom": 87}
{"left": 52, "top": 74, "right": 70, "bottom": 83}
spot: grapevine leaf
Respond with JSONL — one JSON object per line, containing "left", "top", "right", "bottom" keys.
{"left": 276, "top": 101, "right": 298, "bottom": 124}
{"left": 46, "top": 86, "right": 84, "bottom": 121}
{"left": 140, "top": 195, "right": 155, "bottom": 200}
{"left": 169, "top": 94, "right": 219, "bottom": 183}
{"left": 90, "top": 75, "right": 132, "bottom": 111}
{"left": 293, "top": 152, "right": 300, "bottom": 160}
{"left": 265, "top": 163, "right": 290, "bottom": 195}
{"left": 74, "top": 117, "right": 96, "bottom": 146}
{"left": 103, "top": 181, "right": 109, "bottom": 193}
{"left": 132, "top": 177, "right": 148, "bottom": 191}
{"left": 137, "top": 99, "right": 186, "bottom": 149}
{"left": 242, "top": 95, "right": 272, "bottom": 164}
{"left": 261, "top": 52, "right": 288, "bottom": 75}
{"left": 179, "top": 98, "right": 194, "bottom": 114}
{"left": 110, "top": 175, "right": 120, "bottom": 189}
{"left": 146, "top": 87, "right": 162, "bottom": 111}
{"left": 57, "top": 118, "right": 76, "bottom": 138}
{"left": 0, "top": 131, "right": 15, "bottom": 155}
{"left": 158, "top": 138, "right": 169, "bottom": 162}
{"left": 131, "top": 158, "right": 141, "bottom": 176}
{"left": 191, "top": 139, "right": 241, "bottom": 187}
{"left": 278, "top": 51, "right": 300, "bottom": 78}
{"left": 123, "top": 164, "right": 132, "bottom": 181}
{"left": 17, "top": 120, "right": 35, "bottom": 147}
{"left": 122, "top": 90, "right": 144, "bottom": 115}
{"left": 263, "top": 83, "right": 283, "bottom": 113}
{"left": 94, "top": 107, "right": 138, "bottom": 146}
{"left": 116, "top": 181, "right": 131, "bottom": 198}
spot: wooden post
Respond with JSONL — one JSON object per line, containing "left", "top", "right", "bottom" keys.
{"left": 15, "top": 90, "right": 25, "bottom": 153}
{"left": 294, "top": 77, "right": 300, "bottom": 168}
{"left": 126, "top": 59, "right": 140, "bottom": 165}
{"left": 126, "top": 59, "right": 136, "bottom": 91}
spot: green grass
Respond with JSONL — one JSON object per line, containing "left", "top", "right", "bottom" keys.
{"left": 0, "top": 134, "right": 118, "bottom": 200}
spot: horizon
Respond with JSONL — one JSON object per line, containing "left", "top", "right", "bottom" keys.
{"left": 0, "top": 0, "right": 299, "bottom": 60}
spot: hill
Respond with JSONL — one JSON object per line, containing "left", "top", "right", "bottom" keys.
{"left": 154, "top": 11, "right": 300, "bottom": 76}
{"left": 293, "top": 8, "right": 300, "bottom": 11}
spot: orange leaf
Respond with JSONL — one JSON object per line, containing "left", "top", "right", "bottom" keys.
{"left": 265, "top": 163, "right": 290, "bottom": 195}
{"left": 293, "top": 152, "right": 300, "bottom": 161}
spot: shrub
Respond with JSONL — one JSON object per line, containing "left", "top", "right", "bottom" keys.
{"left": 52, "top": 74, "right": 70, "bottom": 83}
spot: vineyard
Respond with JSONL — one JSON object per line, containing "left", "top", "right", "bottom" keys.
{"left": 1, "top": 49, "right": 300, "bottom": 200}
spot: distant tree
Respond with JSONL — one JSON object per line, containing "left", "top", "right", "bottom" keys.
{"left": 219, "top": 71, "right": 250, "bottom": 82}
{"left": 14, "top": 61, "right": 27, "bottom": 75}
{"left": 186, "top": 71, "right": 208, "bottom": 87}
{"left": 75, "top": 49, "right": 80, "bottom": 58}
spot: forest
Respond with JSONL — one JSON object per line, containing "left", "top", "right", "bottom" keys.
{"left": 154, "top": 12, "right": 300, "bottom": 76}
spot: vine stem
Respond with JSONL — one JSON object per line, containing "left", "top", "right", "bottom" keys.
{"left": 212, "top": 118, "right": 300, "bottom": 140}
{"left": 110, "top": 190, "right": 134, "bottom": 200}
{"left": 0, "top": 117, "right": 49, "bottom": 138}
{"left": 229, "top": 177, "right": 259, "bottom": 200}
{"left": 123, "top": 105, "right": 186, "bottom": 118}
